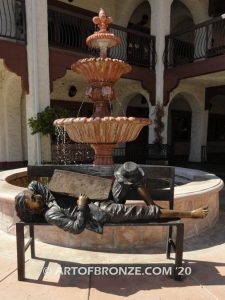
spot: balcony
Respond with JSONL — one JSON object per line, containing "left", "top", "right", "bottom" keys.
{"left": 0, "top": 1, "right": 155, "bottom": 96}
{"left": 164, "top": 15, "right": 225, "bottom": 69}
{"left": 48, "top": 4, "right": 156, "bottom": 69}
{"left": 164, "top": 15, "right": 225, "bottom": 105}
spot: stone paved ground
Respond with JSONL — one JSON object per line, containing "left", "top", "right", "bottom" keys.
{"left": 0, "top": 186, "right": 224, "bottom": 299}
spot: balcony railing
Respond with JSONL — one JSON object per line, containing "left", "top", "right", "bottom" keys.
{"left": 164, "top": 15, "right": 225, "bottom": 68}
{"left": 48, "top": 5, "right": 156, "bottom": 69}
{"left": 0, "top": 0, "right": 26, "bottom": 42}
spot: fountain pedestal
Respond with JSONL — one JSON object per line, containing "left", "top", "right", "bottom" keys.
{"left": 91, "top": 143, "right": 115, "bottom": 165}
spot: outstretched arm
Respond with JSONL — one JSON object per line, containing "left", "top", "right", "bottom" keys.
{"left": 137, "top": 185, "right": 156, "bottom": 206}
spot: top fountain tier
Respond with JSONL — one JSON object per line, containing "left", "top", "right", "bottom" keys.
{"left": 86, "top": 8, "right": 121, "bottom": 52}
{"left": 72, "top": 8, "right": 131, "bottom": 85}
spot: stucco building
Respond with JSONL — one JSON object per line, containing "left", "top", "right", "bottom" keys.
{"left": 0, "top": 0, "right": 225, "bottom": 168}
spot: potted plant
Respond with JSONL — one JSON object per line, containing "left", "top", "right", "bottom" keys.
{"left": 28, "top": 106, "right": 71, "bottom": 136}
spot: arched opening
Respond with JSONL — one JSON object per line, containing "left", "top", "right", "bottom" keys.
{"left": 209, "top": 0, "right": 225, "bottom": 17}
{"left": 128, "top": 1, "right": 151, "bottom": 33}
{"left": 168, "top": 94, "right": 192, "bottom": 163}
{"left": 125, "top": 94, "right": 149, "bottom": 163}
{"left": 170, "top": 0, "right": 194, "bottom": 33}
{"left": 170, "top": 0, "right": 195, "bottom": 66}
{"left": 207, "top": 95, "right": 225, "bottom": 162}
{"left": 127, "top": 1, "right": 151, "bottom": 67}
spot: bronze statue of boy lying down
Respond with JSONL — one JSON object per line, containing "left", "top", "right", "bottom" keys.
{"left": 15, "top": 162, "right": 208, "bottom": 235}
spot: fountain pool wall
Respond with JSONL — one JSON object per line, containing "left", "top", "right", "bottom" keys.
{"left": 0, "top": 167, "right": 223, "bottom": 249}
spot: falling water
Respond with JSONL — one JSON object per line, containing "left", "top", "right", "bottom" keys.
{"left": 108, "top": 96, "right": 113, "bottom": 115}
{"left": 73, "top": 97, "right": 94, "bottom": 165}
{"left": 114, "top": 97, "right": 126, "bottom": 116}
{"left": 77, "top": 101, "right": 84, "bottom": 118}
{"left": 55, "top": 126, "right": 63, "bottom": 164}
{"left": 76, "top": 96, "right": 90, "bottom": 117}
{"left": 55, "top": 126, "right": 72, "bottom": 165}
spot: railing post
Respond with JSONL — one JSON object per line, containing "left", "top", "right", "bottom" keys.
{"left": 205, "top": 24, "right": 209, "bottom": 57}
{"left": 164, "top": 36, "right": 169, "bottom": 69}
{"left": 152, "top": 36, "right": 156, "bottom": 69}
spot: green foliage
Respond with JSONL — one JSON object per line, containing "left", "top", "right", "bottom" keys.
{"left": 28, "top": 106, "right": 71, "bottom": 136}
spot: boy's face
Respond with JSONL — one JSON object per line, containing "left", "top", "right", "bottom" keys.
{"left": 24, "top": 191, "right": 45, "bottom": 211}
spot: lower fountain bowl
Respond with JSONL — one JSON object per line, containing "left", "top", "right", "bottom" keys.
{"left": 54, "top": 117, "right": 151, "bottom": 144}
{"left": 54, "top": 117, "right": 151, "bottom": 165}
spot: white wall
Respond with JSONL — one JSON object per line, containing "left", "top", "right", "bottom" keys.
{"left": 0, "top": 60, "right": 24, "bottom": 163}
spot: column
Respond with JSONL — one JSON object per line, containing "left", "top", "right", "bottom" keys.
{"left": 189, "top": 109, "right": 207, "bottom": 162}
{"left": 25, "top": 0, "right": 51, "bottom": 165}
{"left": 148, "top": 0, "right": 173, "bottom": 144}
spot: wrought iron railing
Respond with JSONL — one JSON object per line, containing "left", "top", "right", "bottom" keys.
{"left": 164, "top": 15, "right": 225, "bottom": 68}
{"left": 48, "top": 5, "right": 156, "bottom": 69}
{"left": 109, "top": 25, "right": 156, "bottom": 68}
{"left": 51, "top": 143, "right": 170, "bottom": 165}
{"left": 119, "top": 144, "right": 170, "bottom": 164}
{"left": 48, "top": 6, "right": 96, "bottom": 55}
{"left": 0, "top": 0, "right": 26, "bottom": 41}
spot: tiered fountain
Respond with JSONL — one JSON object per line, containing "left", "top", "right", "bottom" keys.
{"left": 54, "top": 8, "right": 151, "bottom": 165}
{"left": 0, "top": 10, "right": 222, "bottom": 251}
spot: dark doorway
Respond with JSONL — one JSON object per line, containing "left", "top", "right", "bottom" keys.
{"left": 126, "top": 105, "right": 149, "bottom": 164}
{"left": 170, "top": 110, "right": 192, "bottom": 163}
{"left": 206, "top": 94, "right": 225, "bottom": 163}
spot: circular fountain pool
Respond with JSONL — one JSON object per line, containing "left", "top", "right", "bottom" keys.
{"left": 0, "top": 167, "right": 223, "bottom": 249}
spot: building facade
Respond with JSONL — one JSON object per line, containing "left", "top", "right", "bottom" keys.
{"left": 0, "top": 0, "right": 225, "bottom": 168}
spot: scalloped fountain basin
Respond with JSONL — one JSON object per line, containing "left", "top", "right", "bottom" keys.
{"left": 54, "top": 116, "right": 150, "bottom": 143}
{"left": 72, "top": 58, "right": 131, "bottom": 83}
{"left": 0, "top": 166, "right": 223, "bottom": 250}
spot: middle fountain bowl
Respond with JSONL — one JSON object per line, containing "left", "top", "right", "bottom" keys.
{"left": 54, "top": 8, "right": 151, "bottom": 165}
{"left": 54, "top": 116, "right": 151, "bottom": 165}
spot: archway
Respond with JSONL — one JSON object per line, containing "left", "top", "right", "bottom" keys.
{"left": 125, "top": 93, "right": 149, "bottom": 163}
{"left": 168, "top": 91, "right": 203, "bottom": 163}
{"left": 127, "top": 1, "right": 151, "bottom": 67}
{"left": 128, "top": 1, "right": 151, "bottom": 32}
{"left": 168, "top": 94, "right": 192, "bottom": 163}
{"left": 170, "top": 0, "right": 194, "bottom": 33}
{"left": 170, "top": 0, "right": 195, "bottom": 66}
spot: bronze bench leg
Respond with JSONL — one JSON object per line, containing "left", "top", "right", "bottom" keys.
{"left": 166, "top": 225, "right": 173, "bottom": 258}
{"left": 16, "top": 223, "right": 25, "bottom": 281}
{"left": 174, "top": 223, "right": 184, "bottom": 280}
{"left": 29, "top": 224, "right": 35, "bottom": 258}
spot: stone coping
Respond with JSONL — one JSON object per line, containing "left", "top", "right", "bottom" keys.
{"left": 174, "top": 167, "right": 224, "bottom": 199}
{"left": 0, "top": 168, "right": 26, "bottom": 203}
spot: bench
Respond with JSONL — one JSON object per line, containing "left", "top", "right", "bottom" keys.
{"left": 16, "top": 165, "right": 184, "bottom": 281}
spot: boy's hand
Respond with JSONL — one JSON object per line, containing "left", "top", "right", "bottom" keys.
{"left": 77, "top": 194, "right": 89, "bottom": 207}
